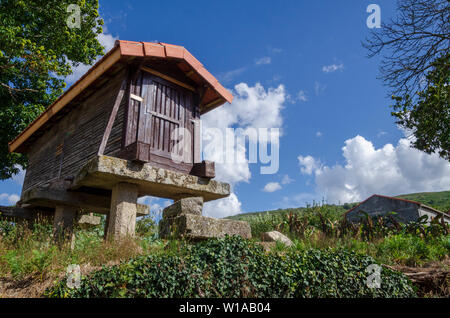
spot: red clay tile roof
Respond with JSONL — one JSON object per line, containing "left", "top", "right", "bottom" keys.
{"left": 9, "top": 40, "right": 233, "bottom": 153}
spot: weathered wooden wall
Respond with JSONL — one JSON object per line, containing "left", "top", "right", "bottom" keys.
{"left": 22, "top": 69, "right": 127, "bottom": 192}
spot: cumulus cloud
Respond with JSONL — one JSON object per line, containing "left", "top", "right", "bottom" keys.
{"left": 65, "top": 30, "right": 118, "bottom": 84}
{"left": 203, "top": 193, "right": 242, "bottom": 218}
{"left": 202, "top": 82, "right": 286, "bottom": 217}
{"left": 298, "top": 155, "right": 321, "bottom": 175}
{"left": 322, "top": 63, "right": 344, "bottom": 73}
{"left": 263, "top": 182, "right": 282, "bottom": 193}
{"left": 0, "top": 193, "right": 20, "bottom": 205}
{"left": 298, "top": 135, "right": 450, "bottom": 204}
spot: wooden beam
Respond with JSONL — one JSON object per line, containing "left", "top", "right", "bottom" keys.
{"left": 98, "top": 73, "right": 128, "bottom": 155}
{"left": 203, "top": 98, "right": 225, "bottom": 110}
{"left": 190, "top": 161, "right": 215, "bottom": 178}
{"left": 9, "top": 47, "right": 122, "bottom": 153}
{"left": 141, "top": 66, "right": 196, "bottom": 92}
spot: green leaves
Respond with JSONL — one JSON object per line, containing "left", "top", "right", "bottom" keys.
{"left": 45, "top": 236, "right": 416, "bottom": 298}
{"left": 0, "top": 0, "right": 105, "bottom": 179}
{"left": 391, "top": 54, "right": 449, "bottom": 161}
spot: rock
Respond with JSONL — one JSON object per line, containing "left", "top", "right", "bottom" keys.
{"left": 162, "top": 197, "right": 203, "bottom": 219}
{"left": 159, "top": 214, "right": 251, "bottom": 240}
{"left": 77, "top": 213, "right": 101, "bottom": 229}
{"left": 261, "top": 231, "right": 293, "bottom": 246}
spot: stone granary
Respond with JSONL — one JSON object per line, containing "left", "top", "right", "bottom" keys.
{"left": 6, "top": 40, "right": 251, "bottom": 241}
{"left": 345, "top": 194, "right": 450, "bottom": 225}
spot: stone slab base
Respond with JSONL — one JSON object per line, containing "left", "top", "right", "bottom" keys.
{"left": 72, "top": 155, "right": 230, "bottom": 202}
{"left": 159, "top": 214, "right": 251, "bottom": 240}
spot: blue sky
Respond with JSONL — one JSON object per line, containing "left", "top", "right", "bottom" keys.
{"left": 2, "top": 1, "right": 449, "bottom": 218}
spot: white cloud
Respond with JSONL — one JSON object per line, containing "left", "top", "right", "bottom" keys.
{"left": 255, "top": 57, "right": 271, "bottom": 65}
{"left": 66, "top": 31, "right": 118, "bottom": 84}
{"left": 203, "top": 193, "right": 242, "bottom": 218}
{"left": 322, "top": 63, "right": 344, "bottom": 73}
{"left": 12, "top": 165, "right": 25, "bottom": 185}
{"left": 298, "top": 135, "right": 450, "bottom": 204}
{"left": 138, "top": 196, "right": 171, "bottom": 216}
{"left": 298, "top": 155, "right": 321, "bottom": 175}
{"left": 263, "top": 182, "right": 282, "bottom": 192}
{"left": 316, "top": 131, "right": 323, "bottom": 137}
{"left": 219, "top": 67, "right": 247, "bottom": 84}
{"left": 281, "top": 174, "right": 294, "bottom": 185}
{"left": 202, "top": 82, "right": 287, "bottom": 217}
{"left": 297, "top": 90, "right": 308, "bottom": 102}
{"left": 0, "top": 193, "right": 20, "bottom": 205}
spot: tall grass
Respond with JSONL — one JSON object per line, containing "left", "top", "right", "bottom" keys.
{"left": 244, "top": 204, "right": 449, "bottom": 266}
{"left": 0, "top": 217, "right": 165, "bottom": 281}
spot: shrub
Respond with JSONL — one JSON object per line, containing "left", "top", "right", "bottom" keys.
{"left": 45, "top": 236, "right": 415, "bottom": 298}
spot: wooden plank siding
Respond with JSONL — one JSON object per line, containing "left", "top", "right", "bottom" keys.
{"left": 118, "top": 70, "right": 199, "bottom": 174}
{"left": 22, "top": 69, "right": 128, "bottom": 192}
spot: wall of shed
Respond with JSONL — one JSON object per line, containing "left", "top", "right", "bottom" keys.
{"left": 346, "top": 196, "right": 421, "bottom": 223}
{"left": 22, "top": 69, "right": 127, "bottom": 193}
{"left": 418, "top": 207, "right": 450, "bottom": 225}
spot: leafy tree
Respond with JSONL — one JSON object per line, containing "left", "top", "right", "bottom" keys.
{"left": 392, "top": 55, "right": 449, "bottom": 159}
{"left": 0, "top": 0, "right": 105, "bottom": 179}
{"left": 363, "top": 0, "right": 449, "bottom": 160}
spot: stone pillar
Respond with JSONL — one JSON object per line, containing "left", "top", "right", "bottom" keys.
{"left": 53, "top": 205, "right": 78, "bottom": 247}
{"left": 106, "top": 182, "right": 138, "bottom": 241}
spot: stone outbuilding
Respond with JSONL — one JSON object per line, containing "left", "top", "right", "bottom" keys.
{"left": 345, "top": 194, "right": 450, "bottom": 224}
{"left": 6, "top": 40, "right": 251, "bottom": 241}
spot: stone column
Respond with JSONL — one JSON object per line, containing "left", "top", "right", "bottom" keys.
{"left": 106, "top": 182, "right": 138, "bottom": 241}
{"left": 53, "top": 205, "right": 78, "bottom": 247}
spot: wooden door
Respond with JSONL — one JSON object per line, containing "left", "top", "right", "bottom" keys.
{"left": 122, "top": 71, "right": 197, "bottom": 173}
{"left": 145, "top": 74, "right": 195, "bottom": 165}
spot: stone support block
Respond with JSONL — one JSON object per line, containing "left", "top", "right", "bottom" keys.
{"left": 106, "top": 182, "right": 138, "bottom": 240}
{"left": 162, "top": 197, "right": 203, "bottom": 219}
{"left": 159, "top": 214, "right": 251, "bottom": 240}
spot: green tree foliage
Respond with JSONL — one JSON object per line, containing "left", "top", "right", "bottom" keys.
{"left": 364, "top": 0, "right": 449, "bottom": 160}
{"left": 392, "top": 55, "right": 449, "bottom": 160}
{"left": 0, "top": 0, "right": 105, "bottom": 179}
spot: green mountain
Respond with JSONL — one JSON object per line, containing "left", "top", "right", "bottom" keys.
{"left": 227, "top": 190, "right": 450, "bottom": 221}
{"left": 396, "top": 190, "right": 450, "bottom": 212}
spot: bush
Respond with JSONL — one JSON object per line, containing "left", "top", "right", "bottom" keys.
{"left": 45, "top": 236, "right": 415, "bottom": 298}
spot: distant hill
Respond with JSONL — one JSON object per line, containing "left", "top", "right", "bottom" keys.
{"left": 227, "top": 190, "right": 450, "bottom": 221}
{"left": 396, "top": 191, "right": 450, "bottom": 212}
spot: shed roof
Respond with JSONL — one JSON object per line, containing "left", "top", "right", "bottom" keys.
{"left": 344, "top": 194, "right": 449, "bottom": 218}
{"left": 9, "top": 40, "right": 233, "bottom": 154}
